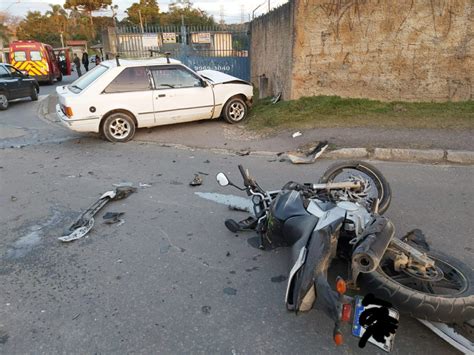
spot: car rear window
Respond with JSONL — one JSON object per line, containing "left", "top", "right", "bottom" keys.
{"left": 30, "top": 51, "right": 42, "bottom": 61}
{"left": 69, "top": 64, "right": 109, "bottom": 93}
{"left": 104, "top": 67, "right": 150, "bottom": 93}
{"left": 13, "top": 51, "right": 26, "bottom": 62}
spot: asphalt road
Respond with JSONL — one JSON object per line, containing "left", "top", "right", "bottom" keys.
{"left": 0, "top": 80, "right": 473, "bottom": 354}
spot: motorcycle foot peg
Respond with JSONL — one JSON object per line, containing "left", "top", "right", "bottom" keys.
{"left": 225, "top": 219, "right": 241, "bottom": 233}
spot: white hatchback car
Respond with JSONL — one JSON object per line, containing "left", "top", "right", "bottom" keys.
{"left": 56, "top": 58, "right": 253, "bottom": 142}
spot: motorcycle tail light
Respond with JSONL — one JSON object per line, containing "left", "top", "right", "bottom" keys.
{"left": 341, "top": 303, "right": 352, "bottom": 322}
{"left": 334, "top": 332, "right": 343, "bottom": 346}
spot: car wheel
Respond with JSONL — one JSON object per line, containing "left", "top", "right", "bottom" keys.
{"left": 102, "top": 112, "right": 136, "bottom": 143}
{"left": 0, "top": 93, "right": 8, "bottom": 110}
{"left": 30, "top": 86, "right": 38, "bottom": 101}
{"left": 223, "top": 96, "right": 248, "bottom": 124}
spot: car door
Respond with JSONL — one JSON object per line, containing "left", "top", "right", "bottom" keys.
{"left": 1, "top": 65, "right": 22, "bottom": 99}
{"left": 102, "top": 66, "right": 154, "bottom": 127}
{"left": 149, "top": 65, "right": 214, "bottom": 125}
{"left": 7, "top": 65, "right": 31, "bottom": 97}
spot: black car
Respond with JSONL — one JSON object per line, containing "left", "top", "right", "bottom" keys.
{"left": 0, "top": 63, "right": 40, "bottom": 110}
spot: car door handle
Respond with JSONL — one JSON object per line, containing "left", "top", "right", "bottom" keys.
{"left": 156, "top": 94, "right": 166, "bottom": 98}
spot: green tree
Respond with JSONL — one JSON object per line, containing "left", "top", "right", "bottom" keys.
{"left": 126, "top": 0, "right": 160, "bottom": 27}
{"left": 17, "top": 11, "right": 63, "bottom": 46}
{"left": 64, "top": 0, "right": 112, "bottom": 26}
{"left": 160, "top": 2, "right": 216, "bottom": 26}
{"left": 46, "top": 4, "right": 68, "bottom": 35}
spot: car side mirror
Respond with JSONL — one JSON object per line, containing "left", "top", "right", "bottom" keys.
{"left": 21, "top": 71, "right": 29, "bottom": 77}
{"left": 201, "top": 79, "right": 208, "bottom": 88}
{"left": 216, "top": 173, "right": 230, "bottom": 187}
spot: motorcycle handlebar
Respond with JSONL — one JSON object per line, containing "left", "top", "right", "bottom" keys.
{"left": 238, "top": 164, "right": 251, "bottom": 187}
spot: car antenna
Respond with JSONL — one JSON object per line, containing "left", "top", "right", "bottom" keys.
{"left": 165, "top": 52, "right": 171, "bottom": 64}
{"left": 115, "top": 55, "right": 120, "bottom": 66}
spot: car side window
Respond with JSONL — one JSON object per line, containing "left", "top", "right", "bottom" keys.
{"left": 150, "top": 67, "right": 202, "bottom": 90}
{"left": 0, "top": 66, "right": 11, "bottom": 79}
{"left": 104, "top": 67, "right": 151, "bottom": 93}
{"left": 6, "top": 66, "right": 22, "bottom": 78}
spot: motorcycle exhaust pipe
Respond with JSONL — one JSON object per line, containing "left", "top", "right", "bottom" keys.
{"left": 352, "top": 219, "right": 395, "bottom": 273}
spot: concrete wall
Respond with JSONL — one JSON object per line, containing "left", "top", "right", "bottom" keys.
{"left": 291, "top": 0, "right": 473, "bottom": 101}
{"left": 250, "top": 2, "right": 295, "bottom": 100}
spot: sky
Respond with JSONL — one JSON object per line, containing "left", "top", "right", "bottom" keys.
{"left": 1, "top": 0, "right": 289, "bottom": 24}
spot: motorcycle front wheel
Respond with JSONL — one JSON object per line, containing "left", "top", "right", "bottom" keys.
{"left": 359, "top": 250, "right": 474, "bottom": 323}
{"left": 319, "top": 161, "right": 392, "bottom": 214}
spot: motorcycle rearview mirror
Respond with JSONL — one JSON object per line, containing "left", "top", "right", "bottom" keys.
{"left": 216, "top": 173, "right": 246, "bottom": 191}
{"left": 216, "top": 173, "right": 230, "bottom": 187}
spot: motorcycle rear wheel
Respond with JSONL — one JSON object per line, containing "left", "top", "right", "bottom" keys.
{"left": 359, "top": 250, "right": 474, "bottom": 323}
{"left": 319, "top": 161, "right": 392, "bottom": 214}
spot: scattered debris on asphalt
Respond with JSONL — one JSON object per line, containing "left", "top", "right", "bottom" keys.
{"left": 10, "top": 196, "right": 17, "bottom": 202}
{"left": 226, "top": 251, "right": 231, "bottom": 257}
{"left": 139, "top": 183, "right": 152, "bottom": 188}
{"left": 236, "top": 150, "right": 250, "bottom": 156}
{"left": 287, "top": 140, "right": 329, "bottom": 164}
{"left": 58, "top": 186, "right": 136, "bottom": 243}
{"left": 198, "top": 171, "right": 209, "bottom": 176}
{"left": 271, "top": 92, "right": 282, "bottom": 104}
{"left": 292, "top": 131, "right": 302, "bottom": 138}
{"left": 113, "top": 182, "right": 134, "bottom": 187}
{"left": 189, "top": 174, "right": 203, "bottom": 186}
{"left": 223, "top": 287, "right": 237, "bottom": 296}
{"left": 201, "top": 306, "right": 211, "bottom": 314}
{"left": 103, "top": 212, "right": 125, "bottom": 224}
{"left": 203, "top": 159, "right": 210, "bottom": 163}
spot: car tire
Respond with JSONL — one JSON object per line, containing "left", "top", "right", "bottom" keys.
{"left": 0, "top": 92, "right": 8, "bottom": 110}
{"left": 222, "top": 96, "right": 249, "bottom": 124}
{"left": 102, "top": 112, "right": 136, "bottom": 143}
{"left": 30, "top": 86, "right": 38, "bottom": 101}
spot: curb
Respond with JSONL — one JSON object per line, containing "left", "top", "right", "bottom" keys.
{"left": 37, "top": 94, "right": 473, "bottom": 165}
{"left": 138, "top": 141, "right": 474, "bottom": 166}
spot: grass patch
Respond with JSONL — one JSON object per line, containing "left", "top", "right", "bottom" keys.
{"left": 247, "top": 96, "right": 474, "bottom": 131}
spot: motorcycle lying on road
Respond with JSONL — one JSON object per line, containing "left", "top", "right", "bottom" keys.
{"left": 216, "top": 161, "right": 474, "bottom": 351}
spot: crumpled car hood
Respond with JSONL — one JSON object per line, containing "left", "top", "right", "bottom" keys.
{"left": 197, "top": 70, "right": 251, "bottom": 86}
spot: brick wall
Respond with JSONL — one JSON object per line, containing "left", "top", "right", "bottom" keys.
{"left": 250, "top": 2, "right": 295, "bottom": 100}
{"left": 291, "top": 0, "right": 473, "bottom": 101}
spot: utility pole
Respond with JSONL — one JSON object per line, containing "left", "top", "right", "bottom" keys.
{"left": 138, "top": 9, "right": 144, "bottom": 33}
{"left": 219, "top": 4, "right": 225, "bottom": 25}
{"left": 240, "top": 4, "right": 245, "bottom": 24}
{"left": 268, "top": 0, "right": 271, "bottom": 12}
{"left": 60, "top": 32, "right": 65, "bottom": 48}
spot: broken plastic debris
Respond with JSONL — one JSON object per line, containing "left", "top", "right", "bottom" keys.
{"left": 139, "top": 183, "right": 152, "bottom": 188}
{"left": 292, "top": 131, "right": 302, "bottom": 138}
{"left": 236, "top": 150, "right": 250, "bottom": 156}
{"left": 58, "top": 187, "right": 136, "bottom": 243}
{"left": 271, "top": 92, "right": 282, "bottom": 104}
{"left": 59, "top": 218, "right": 94, "bottom": 242}
{"left": 189, "top": 174, "right": 203, "bottom": 186}
{"left": 287, "top": 141, "right": 329, "bottom": 164}
{"left": 103, "top": 212, "right": 125, "bottom": 224}
{"left": 113, "top": 182, "right": 134, "bottom": 187}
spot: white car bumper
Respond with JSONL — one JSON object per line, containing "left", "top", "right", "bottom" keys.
{"left": 56, "top": 104, "right": 100, "bottom": 133}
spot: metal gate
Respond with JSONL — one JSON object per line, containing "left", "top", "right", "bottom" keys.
{"left": 111, "top": 25, "right": 250, "bottom": 81}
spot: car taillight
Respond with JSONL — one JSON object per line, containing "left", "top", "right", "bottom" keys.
{"left": 65, "top": 106, "right": 73, "bottom": 117}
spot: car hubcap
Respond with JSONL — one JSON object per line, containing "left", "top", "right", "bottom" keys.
{"left": 229, "top": 102, "right": 245, "bottom": 121}
{"left": 0, "top": 95, "right": 7, "bottom": 108}
{"left": 109, "top": 118, "right": 130, "bottom": 139}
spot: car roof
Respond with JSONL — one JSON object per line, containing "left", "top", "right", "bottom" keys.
{"left": 102, "top": 57, "right": 182, "bottom": 69}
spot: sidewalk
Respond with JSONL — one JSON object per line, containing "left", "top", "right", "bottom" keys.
{"left": 40, "top": 95, "right": 474, "bottom": 164}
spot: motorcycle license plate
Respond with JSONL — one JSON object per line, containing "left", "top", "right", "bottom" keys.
{"left": 352, "top": 296, "right": 399, "bottom": 352}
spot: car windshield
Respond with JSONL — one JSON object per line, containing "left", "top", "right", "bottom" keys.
{"left": 69, "top": 64, "right": 109, "bottom": 93}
